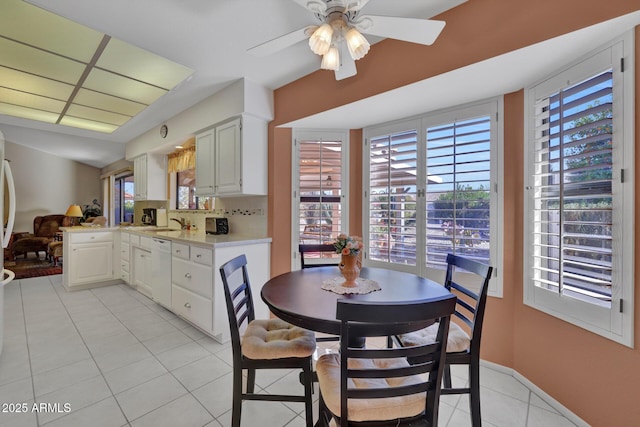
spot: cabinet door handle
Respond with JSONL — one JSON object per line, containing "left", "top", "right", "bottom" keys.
{"left": 196, "top": 254, "right": 201, "bottom": 258}
{"left": 185, "top": 273, "right": 191, "bottom": 279}
{"left": 184, "top": 302, "right": 191, "bottom": 308}
{"left": 176, "top": 249, "right": 181, "bottom": 253}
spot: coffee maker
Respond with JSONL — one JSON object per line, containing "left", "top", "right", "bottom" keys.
{"left": 141, "top": 208, "right": 157, "bottom": 225}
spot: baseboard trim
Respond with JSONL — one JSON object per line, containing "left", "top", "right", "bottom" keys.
{"left": 480, "top": 360, "right": 590, "bottom": 427}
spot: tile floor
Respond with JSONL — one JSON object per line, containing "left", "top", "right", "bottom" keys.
{"left": 0, "top": 275, "right": 578, "bottom": 427}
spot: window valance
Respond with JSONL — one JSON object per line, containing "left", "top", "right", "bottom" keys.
{"left": 167, "top": 146, "right": 195, "bottom": 173}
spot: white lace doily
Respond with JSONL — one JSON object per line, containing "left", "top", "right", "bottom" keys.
{"left": 321, "top": 276, "right": 381, "bottom": 295}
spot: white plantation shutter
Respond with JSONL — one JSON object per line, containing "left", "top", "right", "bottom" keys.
{"left": 531, "top": 70, "right": 613, "bottom": 306}
{"left": 368, "top": 130, "right": 418, "bottom": 265}
{"left": 524, "top": 37, "right": 634, "bottom": 346}
{"left": 426, "top": 116, "right": 492, "bottom": 269}
{"left": 298, "top": 138, "right": 343, "bottom": 244}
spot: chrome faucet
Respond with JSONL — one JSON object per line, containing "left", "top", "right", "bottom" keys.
{"left": 171, "top": 218, "right": 187, "bottom": 230}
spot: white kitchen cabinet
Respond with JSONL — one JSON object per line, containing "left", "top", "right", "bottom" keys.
{"left": 133, "top": 246, "right": 152, "bottom": 297}
{"left": 63, "top": 231, "right": 116, "bottom": 290}
{"left": 171, "top": 245, "right": 215, "bottom": 334}
{"left": 194, "top": 115, "right": 267, "bottom": 197}
{"left": 120, "top": 232, "right": 131, "bottom": 284}
{"left": 195, "top": 129, "right": 214, "bottom": 195}
{"left": 133, "top": 153, "right": 167, "bottom": 200}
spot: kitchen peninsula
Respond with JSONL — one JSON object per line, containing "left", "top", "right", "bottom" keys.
{"left": 61, "top": 226, "right": 271, "bottom": 343}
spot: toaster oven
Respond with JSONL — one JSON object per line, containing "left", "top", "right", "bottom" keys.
{"left": 206, "top": 217, "right": 229, "bottom": 235}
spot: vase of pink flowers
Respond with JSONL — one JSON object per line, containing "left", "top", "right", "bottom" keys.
{"left": 334, "top": 234, "right": 363, "bottom": 287}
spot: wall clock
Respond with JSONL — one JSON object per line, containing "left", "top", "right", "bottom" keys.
{"left": 160, "top": 124, "right": 168, "bottom": 138}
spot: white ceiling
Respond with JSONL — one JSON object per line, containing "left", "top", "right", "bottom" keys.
{"left": 1, "top": 1, "right": 639, "bottom": 169}
{"left": 0, "top": 0, "right": 464, "bottom": 168}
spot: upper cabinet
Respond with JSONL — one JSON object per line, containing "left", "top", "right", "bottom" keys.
{"left": 195, "top": 115, "right": 267, "bottom": 197}
{"left": 134, "top": 153, "right": 167, "bottom": 200}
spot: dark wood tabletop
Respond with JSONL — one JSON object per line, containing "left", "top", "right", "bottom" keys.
{"left": 261, "top": 266, "right": 454, "bottom": 336}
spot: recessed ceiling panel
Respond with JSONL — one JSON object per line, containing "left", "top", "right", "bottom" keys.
{"left": 0, "top": 87, "right": 65, "bottom": 113}
{"left": 67, "top": 104, "right": 131, "bottom": 126}
{"left": 59, "top": 116, "right": 118, "bottom": 133}
{"left": 75, "top": 88, "right": 147, "bottom": 116}
{"left": 0, "top": 102, "right": 58, "bottom": 123}
{"left": 0, "top": 38, "right": 85, "bottom": 84}
{"left": 1, "top": 0, "right": 102, "bottom": 62}
{"left": 83, "top": 68, "right": 168, "bottom": 105}
{"left": 0, "top": 66, "right": 74, "bottom": 100}
{"left": 97, "top": 38, "right": 193, "bottom": 89}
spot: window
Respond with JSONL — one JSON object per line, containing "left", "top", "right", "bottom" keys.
{"left": 292, "top": 130, "right": 348, "bottom": 268}
{"left": 176, "top": 169, "right": 210, "bottom": 210}
{"left": 369, "top": 129, "right": 418, "bottom": 266}
{"left": 364, "top": 100, "right": 503, "bottom": 295}
{"left": 524, "top": 37, "right": 633, "bottom": 346}
{"left": 114, "top": 172, "right": 134, "bottom": 225}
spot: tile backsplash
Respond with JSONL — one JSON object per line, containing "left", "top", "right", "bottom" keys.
{"left": 167, "top": 196, "right": 267, "bottom": 236}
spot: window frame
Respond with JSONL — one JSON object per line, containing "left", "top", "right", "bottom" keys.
{"left": 363, "top": 98, "right": 504, "bottom": 297}
{"left": 523, "top": 34, "right": 634, "bottom": 347}
{"left": 291, "top": 129, "right": 350, "bottom": 270}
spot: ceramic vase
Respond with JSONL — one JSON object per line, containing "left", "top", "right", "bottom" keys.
{"left": 339, "top": 254, "right": 360, "bottom": 287}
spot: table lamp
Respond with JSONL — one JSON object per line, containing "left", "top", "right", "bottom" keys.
{"left": 65, "top": 204, "right": 83, "bottom": 226}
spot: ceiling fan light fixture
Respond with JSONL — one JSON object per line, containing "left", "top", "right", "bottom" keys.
{"left": 309, "top": 23, "right": 333, "bottom": 55}
{"left": 345, "top": 27, "right": 369, "bottom": 60}
{"left": 320, "top": 46, "right": 340, "bottom": 71}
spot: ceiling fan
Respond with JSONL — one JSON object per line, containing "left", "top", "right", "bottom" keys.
{"left": 248, "top": 0, "right": 446, "bottom": 80}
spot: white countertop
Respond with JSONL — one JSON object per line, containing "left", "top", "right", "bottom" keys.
{"left": 61, "top": 226, "right": 271, "bottom": 248}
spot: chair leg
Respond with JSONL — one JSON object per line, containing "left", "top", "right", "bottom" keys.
{"left": 232, "top": 365, "right": 243, "bottom": 427}
{"left": 303, "top": 360, "right": 314, "bottom": 427}
{"left": 317, "top": 389, "right": 331, "bottom": 427}
{"left": 246, "top": 368, "right": 255, "bottom": 394}
{"left": 469, "top": 360, "right": 481, "bottom": 427}
{"left": 443, "top": 363, "right": 452, "bottom": 388}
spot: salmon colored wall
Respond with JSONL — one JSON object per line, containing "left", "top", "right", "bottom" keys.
{"left": 349, "top": 129, "right": 363, "bottom": 237}
{"left": 267, "top": 2, "right": 640, "bottom": 425}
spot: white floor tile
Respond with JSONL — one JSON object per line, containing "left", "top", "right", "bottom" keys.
{"left": 129, "top": 394, "right": 213, "bottom": 427}
{"left": 115, "top": 373, "right": 188, "bottom": 421}
{"left": 171, "top": 354, "right": 232, "bottom": 391}
{"left": 0, "top": 279, "right": 581, "bottom": 427}
{"left": 102, "top": 356, "right": 168, "bottom": 394}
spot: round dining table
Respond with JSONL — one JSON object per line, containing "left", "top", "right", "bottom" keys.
{"left": 261, "top": 266, "right": 454, "bottom": 337}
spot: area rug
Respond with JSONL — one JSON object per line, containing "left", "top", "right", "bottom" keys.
{"left": 4, "top": 259, "right": 62, "bottom": 279}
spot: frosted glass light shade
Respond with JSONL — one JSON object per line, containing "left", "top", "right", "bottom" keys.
{"left": 345, "top": 27, "right": 370, "bottom": 60}
{"left": 309, "top": 23, "right": 333, "bottom": 55}
{"left": 320, "top": 46, "right": 340, "bottom": 71}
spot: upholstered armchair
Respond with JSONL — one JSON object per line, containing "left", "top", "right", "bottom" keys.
{"left": 12, "top": 214, "right": 73, "bottom": 260}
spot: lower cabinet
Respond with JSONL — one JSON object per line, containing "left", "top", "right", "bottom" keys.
{"left": 169, "top": 242, "right": 269, "bottom": 343}
{"left": 133, "top": 246, "right": 152, "bottom": 297}
{"left": 64, "top": 231, "right": 116, "bottom": 290}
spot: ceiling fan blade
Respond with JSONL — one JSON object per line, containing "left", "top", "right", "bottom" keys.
{"left": 290, "top": 0, "right": 327, "bottom": 14}
{"left": 355, "top": 15, "right": 446, "bottom": 45}
{"left": 247, "top": 26, "right": 316, "bottom": 57}
{"left": 344, "top": 0, "right": 371, "bottom": 12}
{"left": 335, "top": 46, "right": 357, "bottom": 80}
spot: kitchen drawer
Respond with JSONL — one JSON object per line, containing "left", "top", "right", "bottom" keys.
{"left": 191, "top": 246, "right": 213, "bottom": 266}
{"left": 140, "top": 236, "right": 153, "bottom": 249}
{"left": 121, "top": 232, "right": 130, "bottom": 243}
{"left": 121, "top": 259, "right": 129, "bottom": 273}
{"left": 70, "top": 232, "right": 113, "bottom": 244}
{"left": 172, "top": 285, "right": 212, "bottom": 331}
{"left": 172, "top": 242, "right": 189, "bottom": 260}
{"left": 120, "top": 243, "right": 130, "bottom": 259}
{"left": 172, "top": 258, "right": 213, "bottom": 299}
{"left": 120, "top": 271, "right": 130, "bottom": 283}
{"left": 130, "top": 234, "right": 140, "bottom": 246}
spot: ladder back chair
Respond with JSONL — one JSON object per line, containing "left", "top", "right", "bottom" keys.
{"left": 219, "top": 255, "right": 316, "bottom": 427}
{"left": 394, "top": 253, "right": 493, "bottom": 427}
{"left": 316, "top": 296, "right": 457, "bottom": 426}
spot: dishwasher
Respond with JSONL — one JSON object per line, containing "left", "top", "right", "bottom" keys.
{"left": 150, "top": 237, "right": 172, "bottom": 309}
